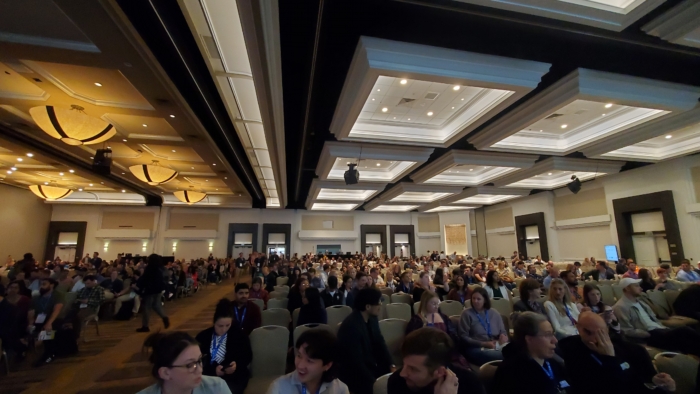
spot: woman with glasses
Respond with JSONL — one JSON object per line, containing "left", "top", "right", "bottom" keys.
{"left": 195, "top": 299, "right": 252, "bottom": 393}
{"left": 138, "top": 331, "right": 232, "bottom": 394}
{"left": 492, "top": 312, "right": 567, "bottom": 394}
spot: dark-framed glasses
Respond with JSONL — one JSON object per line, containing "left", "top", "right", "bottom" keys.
{"left": 170, "top": 357, "right": 204, "bottom": 373}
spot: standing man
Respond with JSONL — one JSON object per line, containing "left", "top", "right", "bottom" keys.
{"left": 265, "top": 263, "right": 279, "bottom": 292}
{"left": 90, "top": 252, "right": 103, "bottom": 271}
{"left": 28, "top": 278, "right": 65, "bottom": 366}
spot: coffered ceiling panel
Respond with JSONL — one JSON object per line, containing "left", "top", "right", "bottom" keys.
{"left": 374, "top": 183, "right": 464, "bottom": 204}
{"left": 305, "top": 179, "right": 386, "bottom": 211}
{"left": 643, "top": 0, "right": 700, "bottom": 49}
{"left": 417, "top": 200, "right": 481, "bottom": 213}
{"left": 597, "top": 122, "right": 700, "bottom": 162}
{"left": 493, "top": 157, "right": 624, "bottom": 189}
{"left": 309, "top": 202, "right": 362, "bottom": 211}
{"left": 363, "top": 199, "right": 421, "bottom": 212}
{"left": 330, "top": 37, "right": 551, "bottom": 147}
{"left": 442, "top": 186, "right": 531, "bottom": 205}
{"left": 101, "top": 114, "right": 183, "bottom": 142}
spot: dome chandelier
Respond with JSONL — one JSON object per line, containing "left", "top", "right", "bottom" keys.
{"left": 129, "top": 160, "right": 178, "bottom": 186}
{"left": 173, "top": 186, "right": 207, "bottom": 205}
{"left": 29, "top": 183, "right": 73, "bottom": 201}
{"left": 29, "top": 105, "right": 116, "bottom": 146}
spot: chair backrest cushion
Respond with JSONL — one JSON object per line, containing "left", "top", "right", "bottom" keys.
{"left": 250, "top": 326, "right": 289, "bottom": 377}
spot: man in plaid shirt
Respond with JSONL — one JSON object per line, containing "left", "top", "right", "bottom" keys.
{"left": 70, "top": 274, "right": 105, "bottom": 339}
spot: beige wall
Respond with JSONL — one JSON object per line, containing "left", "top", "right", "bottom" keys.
{"left": 101, "top": 211, "right": 155, "bottom": 230}
{"left": 417, "top": 215, "right": 440, "bottom": 232}
{"left": 485, "top": 206, "right": 514, "bottom": 229}
{"left": 0, "top": 184, "right": 52, "bottom": 260}
{"left": 691, "top": 166, "right": 700, "bottom": 202}
{"left": 554, "top": 188, "right": 608, "bottom": 221}
{"left": 301, "top": 215, "right": 354, "bottom": 231}
{"left": 168, "top": 212, "right": 219, "bottom": 230}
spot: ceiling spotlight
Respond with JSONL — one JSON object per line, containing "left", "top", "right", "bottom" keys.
{"left": 16, "top": 158, "right": 22, "bottom": 162}
{"left": 100, "top": 182, "right": 104, "bottom": 184}
{"left": 665, "top": 135, "right": 672, "bottom": 139}
{"left": 461, "top": 98, "right": 464, "bottom": 101}
{"left": 11, "top": 167, "right": 17, "bottom": 171}
{"left": 191, "top": 167, "right": 194, "bottom": 169}
{"left": 224, "top": 177, "right": 227, "bottom": 180}
{"left": 453, "top": 86, "right": 460, "bottom": 91}
{"left": 26, "top": 153, "right": 33, "bottom": 157}
{"left": 123, "top": 139, "right": 127, "bottom": 142}
{"left": 172, "top": 150, "right": 176, "bottom": 152}
{"left": 90, "top": 157, "right": 94, "bottom": 159}
{"left": 382, "top": 107, "right": 388, "bottom": 113}
{"left": 604, "top": 103, "right": 613, "bottom": 108}
{"left": 78, "top": 188, "right": 83, "bottom": 191}
{"left": 69, "top": 169, "right": 74, "bottom": 173}
{"left": 567, "top": 175, "right": 582, "bottom": 194}
{"left": 376, "top": 163, "right": 381, "bottom": 166}
{"left": 170, "top": 114, "right": 175, "bottom": 118}
{"left": 407, "top": 118, "right": 411, "bottom": 121}
{"left": 6, "top": 171, "right": 11, "bottom": 174}
{"left": 602, "top": 114, "right": 606, "bottom": 117}
{"left": 427, "top": 111, "right": 433, "bottom": 116}
{"left": 94, "top": 82, "right": 102, "bottom": 87}
{"left": 451, "top": 107, "right": 455, "bottom": 109}
{"left": 371, "top": 98, "right": 375, "bottom": 101}
{"left": 122, "top": 172, "right": 125, "bottom": 175}
{"left": 44, "top": 182, "right": 49, "bottom": 185}
{"left": 206, "top": 180, "right": 209, "bottom": 182}
{"left": 142, "top": 124, "right": 148, "bottom": 128}
{"left": 59, "top": 172, "right": 64, "bottom": 176}
{"left": 548, "top": 172, "right": 553, "bottom": 175}
{"left": 377, "top": 89, "right": 381, "bottom": 92}
{"left": 393, "top": 117, "right": 396, "bottom": 119}
{"left": 400, "top": 79, "right": 407, "bottom": 84}
{"left": 469, "top": 169, "right": 473, "bottom": 171}
{"left": 213, "top": 163, "right": 216, "bottom": 166}
{"left": 89, "top": 183, "right": 93, "bottom": 186}
{"left": 560, "top": 124, "right": 567, "bottom": 129}
{"left": 121, "top": 190, "right": 126, "bottom": 193}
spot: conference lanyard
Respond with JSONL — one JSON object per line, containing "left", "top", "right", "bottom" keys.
{"left": 541, "top": 360, "right": 554, "bottom": 380}
{"left": 210, "top": 333, "right": 226, "bottom": 364}
{"left": 234, "top": 306, "right": 247, "bottom": 327}
{"left": 590, "top": 353, "right": 602, "bottom": 366}
{"left": 475, "top": 310, "right": 492, "bottom": 337}
{"left": 400, "top": 283, "right": 410, "bottom": 293}
{"left": 564, "top": 303, "right": 577, "bottom": 326}
{"left": 459, "top": 292, "right": 465, "bottom": 304}
{"left": 426, "top": 313, "right": 436, "bottom": 327}
{"left": 301, "top": 384, "right": 320, "bottom": 394}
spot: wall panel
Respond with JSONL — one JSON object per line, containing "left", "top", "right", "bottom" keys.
{"left": 554, "top": 188, "right": 607, "bottom": 221}
{"left": 0, "top": 184, "right": 52, "bottom": 260}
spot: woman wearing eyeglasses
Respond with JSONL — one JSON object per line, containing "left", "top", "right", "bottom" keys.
{"left": 138, "top": 331, "right": 232, "bottom": 394}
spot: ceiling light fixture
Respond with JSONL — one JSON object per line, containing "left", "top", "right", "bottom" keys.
{"left": 170, "top": 115, "right": 175, "bottom": 118}
{"left": 129, "top": 160, "right": 178, "bottom": 186}
{"left": 427, "top": 111, "right": 433, "bottom": 116}
{"left": 29, "top": 184, "right": 73, "bottom": 201}
{"left": 665, "top": 135, "right": 672, "bottom": 139}
{"left": 453, "top": 86, "right": 460, "bottom": 91}
{"left": 407, "top": 118, "right": 411, "bottom": 121}
{"left": 6, "top": 171, "right": 11, "bottom": 174}
{"left": 605, "top": 103, "right": 613, "bottom": 108}
{"left": 16, "top": 158, "right": 22, "bottom": 162}
{"left": 548, "top": 172, "right": 553, "bottom": 175}
{"left": 451, "top": 107, "right": 455, "bottom": 109}
{"left": 371, "top": 98, "right": 375, "bottom": 101}
{"left": 469, "top": 169, "right": 473, "bottom": 171}
{"left": 78, "top": 188, "right": 83, "bottom": 191}
{"left": 29, "top": 105, "right": 116, "bottom": 146}
{"left": 400, "top": 79, "right": 407, "bottom": 84}
{"left": 121, "top": 190, "right": 126, "bottom": 193}
{"left": 26, "top": 153, "right": 33, "bottom": 157}
{"left": 377, "top": 89, "right": 381, "bottom": 92}
{"left": 10, "top": 167, "right": 17, "bottom": 171}
{"left": 172, "top": 150, "right": 176, "bottom": 152}
{"left": 142, "top": 124, "right": 147, "bottom": 127}
{"left": 561, "top": 124, "right": 567, "bottom": 129}
{"left": 59, "top": 172, "right": 64, "bottom": 176}
{"left": 69, "top": 169, "right": 74, "bottom": 173}
{"left": 382, "top": 107, "right": 388, "bottom": 113}
{"left": 123, "top": 139, "right": 127, "bottom": 142}
{"left": 213, "top": 163, "right": 216, "bottom": 166}
{"left": 94, "top": 82, "right": 102, "bottom": 87}
{"left": 376, "top": 163, "right": 381, "bottom": 166}
{"left": 567, "top": 175, "right": 582, "bottom": 194}
{"left": 89, "top": 183, "right": 93, "bottom": 186}
{"left": 174, "top": 186, "right": 207, "bottom": 205}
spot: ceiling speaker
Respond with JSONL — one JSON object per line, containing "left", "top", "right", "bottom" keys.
{"left": 344, "top": 163, "right": 359, "bottom": 185}
{"left": 567, "top": 175, "right": 581, "bottom": 194}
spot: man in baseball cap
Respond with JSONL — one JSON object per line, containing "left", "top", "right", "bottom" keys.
{"left": 613, "top": 277, "right": 700, "bottom": 357}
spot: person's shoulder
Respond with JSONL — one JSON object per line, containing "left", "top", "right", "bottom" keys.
{"left": 452, "top": 366, "right": 484, "bottom": 393}
{"left": 135, "top": 383, "right": 161, "bottom": 394}
{"left": 557, "top": 335, "right": 582, "bottom": 355}
{"left": 197, "top": 375, "right": 232, "bottom": 393}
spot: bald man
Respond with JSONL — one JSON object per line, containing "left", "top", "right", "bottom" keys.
{"left": 559, "top": 312, "right": 675, "bottom": 394}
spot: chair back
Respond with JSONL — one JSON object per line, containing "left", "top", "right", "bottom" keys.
{"left": 273, "top": 285, "right": 290, "bottom": 293}
{"left": 380, "top": 294, "right": 389, "bottom": 320}
{"left": 611, "top": 284, "right": 623, "bottom": 301}
{"left": 412, "top": 273, "right": 419, "bottom": 282}
{"left": 464, "top": 299, "right": 472, "bottom": 309}
{"left": 511, "top": 288, "right": 520, "bottom": 298}
{"left": 654, "top": 352, "right": 699, "bottom": 394}
{"left": 380, "top": 288, "right": 394, "bottom": 297}
{"left": 326, "top": 305, "right": 352, "bottom": 331}
{"left": 449, "top": 315, "right": 460, "bottom": 327}
{"left": 293, "top": 324, "right": 333, "bottom": 345}
{"left": 267, "top": 298, "right": 288, "bottom": 310}
{"left": 391, "top": 293, "right": 412, "bottom": 305}
{"left": 413, "top": 301, "right": 421, "bottom": 314}
{"left": 646, "top": 289, "right": 672, "bottom": 318}
{"left": 665, "top": 290, "right": 681, "bottom": 313}
{"left": 373, "top": 373, "right": 392, "bottom": 394}
{"left": 276, "top": 276, "right": 288, "bottom": 287}
{"left": 293, "top": 307, "right": 300, "bottom": 327}
{"left": 599, "top": 285, "right": 615, "bottom": 306}
{"left": 378, "top": 319, "right": 408, "bottom": 367}
{"left": 249, "top": 297, "right": 264, "bottom": 310}
{"left": 269, "top": 291, "right": 287, "bottom": 299}
{"left": 490, "top": 298, "right": 513, "bottom": 317}
{"left": 261, "top": 308, "right": 291, "bottom": 328}
{"left": 478, "top": 360, "right": 502, "bottom": 393}
{"left": 386, "top": 303, "right": 412, "bottom": 321}
{"left": 249, "top": 326, "right": 289, "bottom": 377}
{"left": 439, "top": 300, "right": 464, "bottom": 317}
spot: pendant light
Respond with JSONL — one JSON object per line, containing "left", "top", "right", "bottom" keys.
{"left": 173, "top": 186, "right": 207, "bottom": 205}
{"left": 129, "top": 160, "right": 178, "bottom": 186}
{"left": 29, "top": 105, "right": 115, "bottom": 146}
{"left": 29, "top": 184, "right": 73, "bottom": 201}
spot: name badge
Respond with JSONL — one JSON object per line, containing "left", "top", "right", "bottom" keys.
{"left": 559, "top": 380, "right": 570, "bottom": 388}
{"left": 35, "top": 313, "right": 47, "bottom": 324}
{"left": 620, "top": 362, "right": 630, "bottom": 371}
{"left": 80, "top": 303, "right": 88, "bottom": 309}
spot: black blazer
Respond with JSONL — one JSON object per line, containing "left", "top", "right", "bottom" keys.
{"left": 493, "top": 346, "right": 568, "bottom": 394}
{"left": 582, "top": 268, "right": 615, "bottom": 281}
{"left": 320, "top": 288, "right": 344, "bottom": 307}
{"left": 195, "top": 326, "right": 252, "bottom": 385}
{"left": 337, "top": 310, "right": 393, "bottom": 394}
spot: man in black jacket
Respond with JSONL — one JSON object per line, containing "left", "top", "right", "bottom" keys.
{"left": 582, "top": 260, "right": 616, "bottom": 281}
{"left": 337, "top": 288, "right": 394, "bottom": 393}
{"left": 559, "top": 312, "right": 675, "bottom": 394}
{"left": 320, "top": 276, "right": 343, "bottom": 307}
{"left": 265, "top": 263, "right": 279, "bottom": 292}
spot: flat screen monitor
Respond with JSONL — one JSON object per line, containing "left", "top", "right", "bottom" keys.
{"left": 604, "top": 245, "right": 619, "bottom": 262}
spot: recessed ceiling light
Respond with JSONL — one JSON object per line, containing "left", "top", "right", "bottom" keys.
{"left": 172, "top": 150, "right": 176, "bottom": 152}
{"left": 206, "top": 180, "right": 209, "bottom": 182}
{"left": 90, "top": 157, "right": 94, "bottom": 159}
{"left": 123, "top": 139, "right": 127, "bottom": 142}
{"left": 371, "top": 98, "right": 375, "bottom": 101}
{"left": 469, "top": 169, "right": 474, "bottom": 171}
{"left": 407, "top": 118, "right": 411, "bottom": 120}
{"left": 393, "top": 117, "right": 396, "bottom": 119}
{"left": 548, "top": 172, "right": 553, "bottom": 175}
{"left": 89, "top": 183, "right": 93, "bottom": 186}
{"left": 78, "top": 188, "right": 83, "bottom": 191}
{"left": 10, "top": 167, "right": 17, "bottom": 171}
{"left": 191, "top": 167, "right": 194, "bottom": 169}
{"left": 539, "top": 130, "right": 543, "bottom": 132}
{"left": 6, "top": 171, "right": 11, "bottom": 174}
{"left": 100, "top": 182, "right": 104, "bottom": 184}
{"left": 451, "top": 107, "right": 455, "bottom": 109}
{"left": 605, "top": 103, "right": 613, "bottom": 108}
{"left": 213, "top": 163, "right": 216, "bottom": 166}
{"left": 16, "top": 158, "right": 22, "bottom": 162}
{"left": 376, "top": 163, "right": 380, "bottom": 166}
{"left": 121, "top": 190, "right": 126, "bottom": 193}
{"left": 216, "top": 189, "right": 219, "bottom": 191}
{"left": 377, "top": 89, "right": 381, "bottom": 92}
{"left": 560, "top": 124, "right": 567, "bottom": 129}
{"left": 161, "top": 192, "right": 164, "bottom": 194}
{"left": 453, "top": 86, "right": 460, "bottom": 91}
{"left": 346, "top": 162, "right": 350, "bottom": 165}
{"left": 107, "top": 146, "right": 111, "bottom": 149}
{"left": 400, "top": 79, "right": 407, "bottom": 85}
{"left": 602, "top": 114, "right": 606, "bottom": 117}
{"left": 224, "top": 177, "right": 227, "bottom": 180}
{"left": 94, "top": 82, "right": 102, "bottom": 87}
{"left": 142, "top": 124, "right": 147, "bottom": 127}
{"left": 69, "top": 169, "right": 74, "bottom": 173}
{"left": 59, "top": 172, "right": 64, "bottom": 176}
{"left": 170, "top": 114, "right": 175, "bottom": 118}
{"left": 427, "top": 111, "right": 433, "bottom": 116}
{"left": 665, "top": 135, "right": 672, "bottom": 139}
{"left": 26, "top": 153, "right": 33, "bottom": 157}
{"left": 44, "top": 182, "right": 49, "bottom": 185}
{"left": 382, "top": 107, "right": 388, "bottom": 113}
{"left": 122, "top": 172, "right": 125, "bottom": 175}
{"left": 461, "top": 98, "right": 464, "bottom": 101}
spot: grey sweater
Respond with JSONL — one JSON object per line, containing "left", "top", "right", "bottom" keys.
{"left": 458, "top": 308, "right": 507, "bottom": 347}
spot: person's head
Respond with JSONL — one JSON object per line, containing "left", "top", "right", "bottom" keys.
{"left": 212, "top": 299, "right": 233, "bottom": 336}
{"left": 369, "top": 267, "right": 379, "bottom": 279}
{"left": 144, "top": 332, "right": 202, "bottom": 389}
{"left": 548, "top": 267, "right": 559, "bottom": 278}
{"left": 307, "top": 268, "right": 316, "bottom": 278}
{"left": 681, "top": 259, "right": 692, "bottom": 272}
{"left": 399, "top": 327, "right": 453, "bottom": 390}
{"left": 470, "top": 287, "right": 490, "bottom": 311}
{"left": 452, "top": 275, "right": 465, "bottom": 290}
{"left": 620, "top": 277, "right": 643, "bottom": 298}
{"left": 514, "top": 312, "right": 557, "bottom": 360}
{"left": 294, "top": 329, "right": 338, "bottom": 384}
{"left": 327, "top": 275, "right": 338, "bottom": 290}
{"left": 39, "top": 278, "right": 57, "bottom": 295}
{"left": 560, "top": 270, "right": 577, "bottom": 287}
{"left": 385, "top": 270, "right": 394, "bottom": 282}
{"left": 596, "top": 260, "right": 607, "bottom": 272}
{"left": 577, "top": 312, "right": 610, "bottom": 355}
{"left": 582, "top": 284, "right": 603, "bottom": 308}
{"left": 517, "top": 261, "right": 524, "bottom": 269}
{"left": 656, "top": 268, "right": 668, "bottom": 281}
{"left": 627, "top": 261, "right": 637, "bottom": 272}
{"left": 342, "top": 275, "right": 353, "bottom": 290}
{"left": 574, "top": 261, "right": 581, "bottom": 269}
{"left": 418, "top": 290, "right": 440, "bottom": 316}
{"left": 486, "top": 270, "right": 501, "bottom": 287}
{"left": 355, "top": 272, "right": 369, "bottom": 289}
{"left": 251, "top": 277, "right": 262, "bottom": 291}
{"left": 528, "top": 265, "right": 537, "bottom": 274}
{"left": 295, "top": 277, "right": 310, "bottom": 293}
{"left": 547, "top": 278, "right": 570, "bottom": 304}
{"left": 638, "top": 268, "right": 652, "bottom": 283}
{"left": 7, "top": 280, "right": 22, "bottom": 297}
{"left": 497, "top": 260, "right": 505, "bottom": 270}
{"left": 418, "top": 271, "right": 430, "bottom": 287}
{"left": 353, "top": 287, "right": 382, "bottom": 316}
{"left": 303, "top": 287, "right": 321, "bottom": 307}
{"left": 234, "top": 283, "right": 250, "bottom": 304}
{"left": 84, "top": 275, "right": 98, "bottom": 288}
{"left": 519, "top": 278, "right": 541, "bottom": 302}
{"left": 400, "top": 271, "right": 411, "bottom": 284}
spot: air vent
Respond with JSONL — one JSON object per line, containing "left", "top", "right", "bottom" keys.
{"left": 574, "top": 109, "right": 588, "bottom": 115}
{"left": 201, "top": 35, "right": 221, "bottom": 60}
{"left": 544, "top": 113, "right": 564, "bottom": 120}
{"left": 424, "top": 92, "right": 439, "bottom": 100}
{"left": 183, "top": 225, "right": 197, "bottom": 228}
{"left": 398, "top": 98, "right": 415, "bottom": 106}
{"left": 118, "top": 225, "right": 133, "bottom": 228}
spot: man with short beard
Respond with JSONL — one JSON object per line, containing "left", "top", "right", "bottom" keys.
{"left": 560, "top": 270, "right": 582, "bottom": 303}
{"left": 28, "top": 278, "right": 65, "bottom": 367}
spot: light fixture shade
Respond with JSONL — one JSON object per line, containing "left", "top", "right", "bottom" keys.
{"left": 29, "top": 105, "right": 115, "bottom": 146}
{"left": 173, "top": 189, "right": 207, "bottom": 204}
{"left": 129, "top": 161, "right": 178, "bottom": 185}
{"left": 29, "top": 184, "right": 73, "bottom": 200}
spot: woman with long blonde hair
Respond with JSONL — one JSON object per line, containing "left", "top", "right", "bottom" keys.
{"left": 543, "top": 278, "right": 580, "bottom": 339}
{"left": 406, "top": 290, "right": 457, "bottom": 340}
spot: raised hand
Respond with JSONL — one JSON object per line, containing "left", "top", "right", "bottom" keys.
{"left": 434, "top": 369, "right": 459, "bottom": 394}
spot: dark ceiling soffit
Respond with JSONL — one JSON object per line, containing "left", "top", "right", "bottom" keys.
{"left": 0, "top": 124, "right": 160, "bottom": 201}
{"left": 115, "top": 0, "right": 265, "bottom": 208}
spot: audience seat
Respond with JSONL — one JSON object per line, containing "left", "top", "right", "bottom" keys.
{"left": 82, "top": 305, "right": 101, "bottom": 343}
{"left": 412, "top": 273, "right": 419, "bottom": 282}
{"left": 478, "top": 359, "right": 502, "bottom": 394}
{"left": 293, "top": 307, "right": 300, "bottom": 327}
{"left": 386, "top": 303, "right": 411, "bottom": 321}
{"left": 273, "top": 285, "right": 289, "bottom": 293}
{"left": 380, "top": 288, "right": 394, "bottom": 297}
{"left": 293, "top": 324, "right": 333, "bottom": 344}
{"left": 391, "top": 293, "right": 412, "bottom": 305}
{"left": 511, "top": 288, "right": 520, "bottom": 298}
{"left": 449, "top": 315, "right": 460, "bottom": 328}
{"left": 413, "top": 301, "right": 421, "bottom": 314}
{"left": 268, "top": 291, "right": 287, "bottom": 299}
{"left": 599, "top": 284, "right": 615, "bottom": 306}
{"left": 250, "top": 298, "right": 265, "bottom": 311}
{"left": 490, "top": 298, "right": 513, "bottom": 317}
{"left": 245, "top": 326, "right": 289, "bottom": 394}
{"left": 373, "top": 373, "right": 392, "bottom": 394}
{"left": 326, "top": 305, "right": 352, "bottom": 332}
{"left": 465, "top": 300, "right": 472, "bottom": 309}
{"left": 645, "top": 290, "right": 698, "bottom": 327}
{"left": 275, "top": 277, "right": 288, "bottom": 287}
{"left": 654, "top": 352, "right": 699, "bottom": 394}
{"left": 378, "top": 319, "right": 408, "bottom": 367}
{"left": 510, "top": 296, "right": 520, "bottom": 306}
{"left": 611, "top": 284, "right": 623, "bottom": 301}
{"left": 468, "top": 284, "right": 482, "bottom": 292}
{"left": 439, "top": 300, "right": 464, "bottom": 317}
{"left": 664, "top": 290, "right": 681, "bottom": 312}
{"left": 260, "top": 308, "right": 291, "bottom": 328}
{"left": 380, "top": 294, "right": 389, "bottom": 320}
{"left": 645, "top": 346, "right": 664, "bottom": 359}
{"left": 267, "top": 298, "right": 288, "bottom": 310}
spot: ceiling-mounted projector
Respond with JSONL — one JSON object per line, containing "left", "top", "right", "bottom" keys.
{"left": 344, "top": 163, "right": 359, "bottom": 185}
{"left": 567, "top": 175, "right": 581, "bottom": 194}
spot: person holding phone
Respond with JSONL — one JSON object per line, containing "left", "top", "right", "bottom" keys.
{"left": 581, "top": 284, "right": 620, "bottom": 336}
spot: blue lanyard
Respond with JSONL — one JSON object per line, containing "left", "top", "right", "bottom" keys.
{"left": 400, "top": 283, "right": 410, "bottom": 293}
{"left": 210, "top": 333, "right": 226, "bottom": 364}
{"left": 459, "top": 292, "right": 465, "bottom": 304}
{"left": 590, "top": 353, "right": 602, "bottom": 366}
{"left": 541, "top": 360, "right": 554, "bottom": 380}
{"left": 426, "top": 313, "right": 436, "bottom": 327}
{"left": 475, "top": 310, "right": 492, "bottom": 337}
{"left": 564, "top": 303, "right": 577, "bottom": 325}
{"left": 234, "top": 306, "right": 247, "bottom": 327}
{"left": 301, "top": 384, "right": 320, "bottom": 394}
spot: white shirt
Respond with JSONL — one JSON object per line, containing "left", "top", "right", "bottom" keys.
{"left": 632, "top": 302, "right": 666, "bottom": 331}
{"left": 71, "top": 279, "right": 85, "bottom": 293}
{"left": 544, "top": 301, "right": 580, "bottom": 338}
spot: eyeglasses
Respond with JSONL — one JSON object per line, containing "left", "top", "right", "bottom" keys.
{"left": 170, "top": 357, "right": 204, "bottom": 373}
{"left": 534, "top": 332, "right": 556, "bottom": 339}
